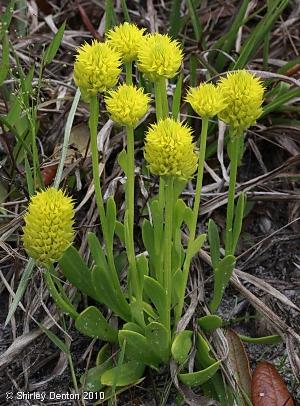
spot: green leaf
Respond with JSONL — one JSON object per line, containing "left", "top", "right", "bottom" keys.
{"left": 188, "top": 233, "right": 206, "bottom": 260}
{"left": 96, "top": 343, "right": 111, "bottom": 366}
{"left": 106, "top": 196, "right": 116, "bottom": 243}
{"left": 214, "top": 0, "right": 249, "bottom": 71}
{"left": 183, "top": 206, "right": 194, "bottom": 232}
{"left": 171, "top": 330, "right": 193, "bottom": 365}
{"left": 0, "top": 0, "right": 15, "bottom": 40}
{"left": 118, "top": 149, "right": 128, "bottom": 175}
{"left": 92, "top": 265, "right": 131, "bottom": 322}
{"left": 144, "top": 276, "right": 167, "bottom": 326}
{"left": 75, "top": 306, "right": 118, "bottom": 342}
{"left": 136, "top": 253, "right": 148, "bottom": 291}
{"left": 142, "top": 220, "right": 154, "bottom": 256}
{"left": 197, "top": 315, "right": 223, "bottom": 333}
{"left": 0, "top": 34, "right": 10, "bottom": 85}
{"left": 209, "top": 255, "right": 236, "bottom": 313}
{"left": 36, "top": 321, "right": 69, "bottom": 354}
{"left": 186, "top": 0, "right": 203, "bottom": 43}
{"left": 208, "top": 219, "right": 220, "bottom": 270}
{"left": 118, "top": 330, "right": 161, "bottom": 369}
{"left": 81, "top": 359, "right": 113, "bottom": 392}
{"left": 233, "top": 0, "right": 289, "bottom": 69}
{"left": 195, "top": 334, "right": 229, "bottom": 405}
{"left": 115, "top": 221, "right": 125, "bottom": 244}
{"left": 122, "top": 322, "right": 144, "bottom": 335}
{"left": 232, "top": 193, "right": 246, "bottom": 255}
{"left": 44, "top": 22, "right": 66, "bottom": 65}
{"left": 5, "top": 258, "right": 35, "bottom": 325}
{"left": 179, "top": 360, "right": 221, "bottom": 387}
{"left": 59, "top": 246, "right": 99, "bottom": 302}
{"left": 195, "top": 333, "right": 217, "bottom": 368}
{"left": 169, "top": 0, "right": 181, "bottom": 38}
{"left": 101, "top": 361, "right": 145, "bottom": 387}
{"left": 145, "top": 322, "right": 170, "bottom": 363}
{"left": 239, "top": 334, "right": 281, "bottom": 345}
{"left": 87, "top": 232, "right": 109, "bottom": 272}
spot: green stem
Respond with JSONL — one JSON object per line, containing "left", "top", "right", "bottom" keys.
{"left": 125, "top": 126, "right": 142, "bottom": 313}
{"left": 89, "top": 96, "right": 119, "bottom": 289}
{"left": 163, "top": 176, "right": 174, "bottom": 336}
{"left": 175, "top": 117, "right": 209, "bottom": 325}
{"left": 125, "top": 61, "right": 132, "bottom": 85}
{"left": 44, "top": 267, "right": 79, "bottom": 319}
{"left": 158, "top": 76, "right": 168, "bottom": 118}
{"left": 154, "top": 81, "right": 162, "bottom": 121}
{"left": 225, "top": 135, "right": 239, "bottom": 255}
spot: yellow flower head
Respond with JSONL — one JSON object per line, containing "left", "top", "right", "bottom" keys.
{"left": 105, "top": 84, "right": 150, "bottom": 127}
{"left": 137, "top": 33, "right": 183, "bottom": 81}
{"left": 74, "top": 40, "right": 121, "bottom": 96}
{"left": 106, "top": 22, "right": 146, "bottom": 63}
{"left": 186, "top": 83, "right": 227, "bottom": 118}
{"left": 23, "top": 188, "right": 75, "bottom": 266}
{"left": 217, "top": 70, "right": 265, "bottom": 135}
{"left": 144, "top": 118, "right": 197, "bottom": 180}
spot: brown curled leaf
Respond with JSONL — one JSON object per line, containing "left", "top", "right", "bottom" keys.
{"left": 226, "top": 329, "right": 252, "bottom": 401}
{"left": 252, "top": 361, "right": 294, "bottom": 406}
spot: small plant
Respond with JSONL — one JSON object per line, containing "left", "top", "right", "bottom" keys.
{"left": 20, "top": 21, "right": 266, "bottom": 404}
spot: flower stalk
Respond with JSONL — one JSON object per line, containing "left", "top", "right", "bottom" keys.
{"left": 89, "top": 96, "right": 120, "bottom": 290}
{"left": 175, "top": 117, "right": 209, "bottom": 324}
{"left": 225, "top": 134, "right": 240, "bottom": 255}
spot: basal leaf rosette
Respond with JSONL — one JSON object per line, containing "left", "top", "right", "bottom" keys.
{"left": 74, "top": 40, "right": 121, "bottom": 97}
{"left": 105, "top": 84, "right": 150, "bottom": 127}
{"left": 217, "top": 70, "right": 265, "bottom": 135}
{"left": 137, "top": 33, "right": 183, "bottom": 81}
{"left": 23, "top": 188, "right": 75, "bottom": 266}
{"left": 106, "top": 22, "right": 146, "bottom": 63}
{"left": 144, "top": 118, "right": 198, "bottom": 180}
{"left": 186, "top": 83, "right": 227, "bottom": 118}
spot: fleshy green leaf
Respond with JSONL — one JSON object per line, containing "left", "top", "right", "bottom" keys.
{"left": 171, "top": 330, "right": 193, "bottom": 364}
{"left": 81, "top": 358, "right": 113, "bottom": 392}
{"left": 197, "top": 315, "right": 223, "bottom": 333}
{"left": 231, "top": 193, "right": 246, "bottom": 255}
{"left": 209, "top": 255, "right": 236, "bottom": 313}
{"left": 118, "top": 149, "right": 128, "bottom": 175}
{"left": 144, "top": 276, "right": 167, "bottom": 326}
{"left": 75, "top": 306, "right": 118, "bottom": 342}
{"left": 188, "top": 233, "right": 206, "bottom": 260}
{"left": 106, "top": 196, "right": 116, "bottom": 243}
{"left": 145, "top": 322, "right": 170, "bottom": 363}
{"left": 208, "top": 219, "right": 220, "bottom": 270}
{"left": 87, "top": 232, "right": 109, "bottom": 272}
{"left": 92, "top": 265, "right": 131, "bottom": 322}
{"left": 179, "top": 360, "right": 221, "bottom": 387}
{"left": 59, "top": 246, "right": 99, "bottom": 302}
{"left": 101, "top": 360, "right": 145, "bottom": 387}
{"left": 118, "top": 330, "right": 161, "bottom": 369}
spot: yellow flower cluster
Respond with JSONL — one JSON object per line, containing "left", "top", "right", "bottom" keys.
{"left": 186, "top": 83, "right": 227, "bottom": 118}
{"left": 137, "top": 33, "right": 183, "bottom": 81}
{"left": 217, "top": 70, "right": 264, "bottom": 135}
{"left": 144, "top": 118, "right": 197, "bottom": 180}
{"left": 74, "top": 40, "right": 121, "bottom": 97}
{"left": 105, "top": 84, "right": 150, "bottom": 127}
{"left": 106, "top": 22, "right": 145, "bottom": 63}
{"left": 23, "top": 188, "right": 75, "bottom": 266}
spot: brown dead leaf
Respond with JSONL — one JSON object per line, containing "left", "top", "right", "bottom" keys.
{"left": 226, "top": 329, "right": 252, "bottom": 402}
{"left": 252, "top": 361, "right": 294, "bottom": 406}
